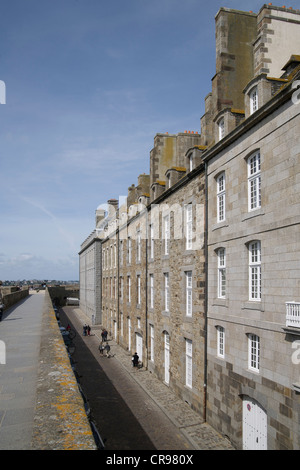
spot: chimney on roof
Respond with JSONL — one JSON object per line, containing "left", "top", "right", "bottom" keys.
{"left": 95, "top": 208, "right": 106, "bottom": 228}
{"left": 107, "top": 199, "right": 119, "bottom": 217}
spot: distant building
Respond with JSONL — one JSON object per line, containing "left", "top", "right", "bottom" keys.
{"left": 79, "top": 4, "right": 300, "bottom": 449}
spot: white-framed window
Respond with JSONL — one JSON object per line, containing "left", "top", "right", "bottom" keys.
{"left": 189, "top": 154, "right": 193, "bottom": 172}
{"left": 110, "top": 245, "right": 113, "bottom": 267}
{"left": 247, "top": 152, "right": 261, "bottom": 211}
{"left": 217, "top": 248, "right": 226, "bottom": 298}
{"left": 102, "top": 248, "right": 105, "bottom": 270}
{"left": 250, "top": 86, "right": 258, "bottom": 114}
{"left": 114, "top": 242, "right": 117, "bottom": 267}
{"left": 128, "top": 237, "right": 132, "bottom": 264}
{"left": 114, "top": 276, "right": 117, "bottom": 299}
{"left": 120, "top": 312, "right": 123, "bottom": 337}
{"left": 167, "top": 173, "right": 171, "bottom": 189}
{"left": 119, "top": 240, "right": 123, "bottom": 266}
{"left": 164, "top": 214, "right": 170, "bottom": 255}
{"left": 185, "top": 271, "right": 192, "bottom": 317}
{"left": 120, "top": 277, "right": 123, "bottom": 301}
{"left": 150, "top": 324, "right": 154, "bottom": 362}
{"left": 104, "top": 277, "right": 107, "bottom": 298}
{"left": 218, "top": 117, "right": 225, "bottom": 141}
{"left": 185, "top": 203, "right": 193, "bottom": 250}
{"left": 150, "top": 223, "right": 154, "bottom": 259}
{"left": 164, "top": 332, "right": 170, "bottom": 384}
{"left": 127, "top": 275, "right": 131, "bottom": 303}
{"left": 136, "top": 229, "right": 141, "bottom": 262}
{"left": 164, "top": 272, "right": 169, "bottom": 312}
{"left": 185, "top": 339, "right": 193, "bottom": 388}
{"left": 150, "top": 273, "right": 154, "bottom": 309}
{"left": 249, "top": 241, "right": 261, "bottom": 301}
{"left": 248, "top": 333, "right": 260, "bottom": 372}
{"left": 128, "top": 318, "right": 131, "bottom": 351}
{"left": 137, "top": 274, "right": 141, "bottom": 305}
{"left": 217, "top": 326, "right": 225, "bottom": 358}
{"left": 217, "top": 172, "right": 225, "bottom": 222}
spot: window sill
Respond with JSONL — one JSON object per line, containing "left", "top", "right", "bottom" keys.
{"left": 184, "top": 315, "right": 193, "bottom": 322}
{"left": 212, "top": 298, "right": 228, "bottom": 308}
{"left": 242, "top": 301, "right": 264, "bottom": 312}
{"left": 212, "top": 221, "right": 229, "bottom": 232}
{"left": 242, "top": 208, "right": 265, "bottom": 222}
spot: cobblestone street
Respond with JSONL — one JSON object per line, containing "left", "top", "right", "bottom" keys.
{"left": 61, "top": 306, "right": 235, "bottom": 451}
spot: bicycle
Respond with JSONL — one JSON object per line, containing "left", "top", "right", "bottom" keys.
{"left": 68, "top": 329, "right": 76, "bottom": 340}
{"left": 68, "top": 342, "right": 76, "bottom": 355}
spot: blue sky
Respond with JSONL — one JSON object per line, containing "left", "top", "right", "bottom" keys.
{"left": 0, "top": 0, "right": 268, "bottom": 281}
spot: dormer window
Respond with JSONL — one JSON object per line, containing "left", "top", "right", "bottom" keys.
{"left": 250, "top": 86, "right": 258, "bottom": 114}
{"left": 167, "top": 173, "right": 171, "bottom": 189}
{"left": 189, "top": 154, "right": 193, "bottom": 172}
{"left": 218, "top": 117, "right": 225, "bottom": 141}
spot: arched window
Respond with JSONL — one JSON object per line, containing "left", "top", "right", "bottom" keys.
{"left": 247, "top": 151, "right": 261, "bottom": 211}
{"left": 185, "top": 338, "right": 193, "bottom": 388}
{"left": 250, "top": 86, "right": 258, "bottom": 114}
{"left": 247, "top": 333, "right": 260, "bottom": 372}
{"left": 217, "top": 248, "right": 226, "bottom": 299}
{"left": 217, "top": 172, "right": 226, "bottom": 222}
{"left": 164, "top": 331, "right": 170, "bottom": 384}
{"left": 218, "top": 117, "right": 225, "bottom": 141}
{"left": 216, "top": 326, "right": 225, "bottom": 358}
{"left": 248, "top": 241, "right": 261, "bottom": 301}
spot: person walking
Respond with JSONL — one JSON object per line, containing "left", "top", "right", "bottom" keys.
{"left": 102, "top": 329, "right": 108, "bottom": 341}
{"left": 99, "top": 342, "right": 104, "bottom": 355}
{"left": 83, "top": 324, "right": 87, "bottom": 336}
{"left": 132, "top": 352, "right": 139, "bottom": 367}
{"left": 87, "top": 325, "right": 91, "bottom": 336}
{"left": 104, "top": 342, "right": 111, "bottom": 357}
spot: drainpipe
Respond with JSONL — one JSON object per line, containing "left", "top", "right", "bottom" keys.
{"left": 117, "top": 228, "right": 120, "bottom": 345}
{"left": 203, "top": 160, "right": 208, "bottom": 422}
{"left": 145, "top": 237, "right": 148, "bottom": 369}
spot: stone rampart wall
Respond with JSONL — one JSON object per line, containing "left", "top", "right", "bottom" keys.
{"left": 2, "top": 289, "right": 29, "bottom": 309}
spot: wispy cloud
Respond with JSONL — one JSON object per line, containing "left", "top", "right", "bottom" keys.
{"left": 19, "top": 196, "right": 78, "bottom": 252}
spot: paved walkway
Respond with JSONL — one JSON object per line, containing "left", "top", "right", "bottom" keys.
{"left": 0, "top": 293, "right": 235, "bottom": 451}
{"left": 0, "top": 291, "right": 44, "bottom": 450}
{"left": 64, "top": 306, "right": 235, "bottom": 451}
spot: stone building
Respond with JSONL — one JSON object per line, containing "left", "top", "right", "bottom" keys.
{"left": 200, "top": 5, "right": 300, "bottom": 450}
{"left": 79, "top": 4, "right": 300, "bottom": 449}
{"left": 204, "top": 57, "right": 300, "bottom": 450}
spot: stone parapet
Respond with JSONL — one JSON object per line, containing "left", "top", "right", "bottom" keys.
{"left": 31, "top": 290, "right": 96, "bottom": 450}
